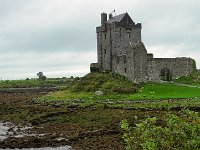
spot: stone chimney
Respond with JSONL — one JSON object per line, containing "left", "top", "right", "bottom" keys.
{"left": 109, "top": 13, "right": 113, "bottom": 19}
{"left": 101, "top": 12, "right": 107, "bottom": 25}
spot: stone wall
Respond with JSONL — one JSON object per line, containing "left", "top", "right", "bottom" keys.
{"left": 147, "top": 57, "right": 195, "bottom": 81}
{"left": 126, "top": 42, "right": 148, "bottom": 82}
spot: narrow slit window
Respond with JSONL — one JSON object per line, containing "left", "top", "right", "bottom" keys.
{"left": 124, "top": 57, "right": 127, "bottom": 63}
{"left": 117, "top": 57, "right": 119, "bottom": 64}
{"left": 127, "top": 32, "right": 131, "bottom": 38}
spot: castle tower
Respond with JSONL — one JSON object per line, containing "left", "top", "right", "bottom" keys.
{"left": 96, "top": 12, "right": 142, "bottom": 74}
{"left": 101, "top": 12, "right": 107, "bottom": 25}
{"left": 90, "top": 12, "right": 196, "bottom": 82}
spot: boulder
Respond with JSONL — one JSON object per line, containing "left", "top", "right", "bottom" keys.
{"left": 95, "top": 90, "right": 103, "bottom": 96}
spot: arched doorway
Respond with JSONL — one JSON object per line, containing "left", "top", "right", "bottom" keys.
{"left": 160, "top": 68, "right": 172, "bottom": 81}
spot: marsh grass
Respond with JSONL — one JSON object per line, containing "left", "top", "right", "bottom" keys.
{"left": 40, "top": 82, "right": 200, "bottom": 102}
{"left": 0, "top": 78, "right": 72, "bottom": 88}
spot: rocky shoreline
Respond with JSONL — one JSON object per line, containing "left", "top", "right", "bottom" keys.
{"left": 0, "top": 88, "right": 199, "bottom": 149}
{"left": 0, "top": 89, "right": 125, "bottom": 149}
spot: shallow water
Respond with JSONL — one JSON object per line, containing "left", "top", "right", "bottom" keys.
{"left": 0, "top": 122, "right": 10, "bottom": 140}
{"left": 0, "top": 122, "right": 32, "bottom": 141}
{"left": 0, "top": 122, "right": 72, "bottom": 150}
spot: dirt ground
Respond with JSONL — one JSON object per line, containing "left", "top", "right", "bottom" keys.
{"left": 0, "top": 90, "right": 180, "bottom": 150}
{"left": 0, "top": 90, "right": 127, "bottom": 149}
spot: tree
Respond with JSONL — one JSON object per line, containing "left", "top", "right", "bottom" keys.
{"left": 40, "top": 75, "right": 47, "bottom": 81}
{"left": 37, "top": 72, "right": 47, "bottom": 81}
{"left": 37, "top": 72, "right": 43, "bottom": 78}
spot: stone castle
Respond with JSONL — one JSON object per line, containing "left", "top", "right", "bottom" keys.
{"left": 90, "top": 12, "right": 196, "bottom": 82}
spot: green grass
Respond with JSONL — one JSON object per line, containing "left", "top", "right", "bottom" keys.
{"left": 41, "top": 90, "right": 93, "bottom": 101}
{"left": 128, "top": 82, "right": 200, "bottom": 100}
{"left": 39, "top": 82, "right": 200, "bottom": 102}
{"left": 69, "top": 73, "right": 138, "bottom": 94}
{"left": 37, "top": 73, "right": 200, "bottom": 110}
{"left": 39, "top": 90, "right": 131, "bottom": 102}
{"left": 0, "top": 78, "right": 73, "bottom": 88}
{"left": 111, "top": 99, "right": 200, "bottom": 110}
{"left": 174, "top": 70, "right": 200, "bottom": 86}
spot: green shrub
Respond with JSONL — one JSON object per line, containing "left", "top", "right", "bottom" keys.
{"left": 175, "top": 76, "right": 194, "bottom": 84}
{"left": 121, "top": 109, "right": 200, "bottom": 150}
{"left": 70, "top": 83, "right": 84, "bottom": 92}
{"left": 113, "top": 86, "right": 138, "bottom": 94}
{"left": 69, "top": 72, "right": 138, "bottom": 94}
{"left": 174, "top": 70, "right": 200, "bottom": 84}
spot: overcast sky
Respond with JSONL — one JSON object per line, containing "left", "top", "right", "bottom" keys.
{"left": 0, "top": 0, "right": 199, "bottom": 79}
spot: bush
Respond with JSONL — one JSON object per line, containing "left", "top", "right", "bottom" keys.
{"left": 69, "top": 72, "right": 138, "bottom": 94}
{"left": 113, "top": 87, "right": 138, "bottom": 94}
{"left": 121, "top": 109, "right": 200, "bottom": 150}
{"left": 174, "top": 70, "right": 200, "bottom": 84}
{"left": 175, "top": 76, "right": 194, "bottom": 84}
{"left": 70, "top": 83, "right": 84, "bottom": 92}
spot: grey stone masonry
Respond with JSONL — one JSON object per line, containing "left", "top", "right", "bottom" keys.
{"left": 90, "top": 12, "right": 196, "bottom": 82}
{"left": 147, "top": 57, "right": 195, "bottom": 82}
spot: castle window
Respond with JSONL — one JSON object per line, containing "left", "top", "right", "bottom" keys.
{"left": 119, "top": 28, "right": 122, "bottom": 37}
{"left": 124, "top": 57, "right": 127, "bottom": 64}
{"left": 127, "top": 19, "right": 130, "bottom": 24}
{"left": 127, "top": 32, "right": 131, "bottom": 38}
{"left": 117, "top": 57, "right": 119, "bottom": 64}
{"left": 124, "top": 68, "right": 127, "bottom": 73}
{"left": 104, "top": 49, "right": 106, "bottom": 55}
{"left": 104, "top": 34, "right": 107, "bottom": 39}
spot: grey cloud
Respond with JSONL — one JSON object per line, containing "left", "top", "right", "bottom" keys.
{"left": 0, "top": 50, "right": 96, "bottom": 79}
{"left": 0, "top": 1, "right": 97, "bottom": 53}
{"left": 0, "top": 0, "right": 199, "bottom": 79}
{"left": 1, "top": 26, "right": 96, "bottom": 52}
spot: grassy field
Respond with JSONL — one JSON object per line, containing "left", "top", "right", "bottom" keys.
{"left": 174, "top": 70, "right": 200, "bottom": 86}
{"left": 1, "top": 71, "right": 200, "bottom": 96}
{"left": 0, "top": 78, "right": 73, "bottom": 88}
{"left": 0, "top": 73, "right": 199, "bottom": 149}
{"left": 37, "top": 82, "right": 200, "bottom": 112}
{"left": 128, "top": 82, "right": 200, "bottom": 100}
{"left": 39, "top": 82, "right": 200, "bottom": 101}
{"left": 37, "top": 73, "right": 200, "bottom": 111}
